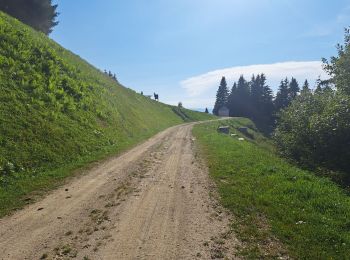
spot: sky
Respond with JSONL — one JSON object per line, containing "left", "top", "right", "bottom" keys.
{"left": 51, "top": 0, "right": 350, "bottom": 109}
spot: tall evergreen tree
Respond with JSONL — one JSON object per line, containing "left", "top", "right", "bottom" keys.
{"left": 301, "top": 79, "right": 310, "bottom": 93}
{"left": 234, "top": 75, "right": 250, "bottom": 117}
{"left": 260, "top": 74, "right": 274, "bottom": 116}
{"left": 275, "top": 78, "right": 290, "bottom": 111}
{"left": 0, "top": 0, "right": 59, "bottom": 34}
{"left": 213, "top": 77, "right": 229, "bottom": 115}
{"left": 288, "top": 77, "right": 300, "bottom": 100}
{"left": 251, "top": 74, "right": 274, "bottom": 132}
{"left": 250, "top": 74, "right": 263, "bottom": 110}
{"left": 227, "top": 82, "right": 238, "bottom": 116}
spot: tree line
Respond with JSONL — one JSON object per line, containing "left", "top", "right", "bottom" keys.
{"left": 213, "top": 28, "right": 350, "bottom": 183}
{"left": 213, "top": 74, "right": 309, "bottom": 133}
{"left": 274, "top": 29, "right": 350, "bottom": 183}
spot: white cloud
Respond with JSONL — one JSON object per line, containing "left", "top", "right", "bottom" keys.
{"left": 180, "top": 61, "right": 328, "bottom": 98}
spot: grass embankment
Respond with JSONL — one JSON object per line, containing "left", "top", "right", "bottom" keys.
{"left": 0, "top": 11, "right": 215, "bottom": 217}
{"left": 193, "top": 118, "right": 350, "bottom": 259}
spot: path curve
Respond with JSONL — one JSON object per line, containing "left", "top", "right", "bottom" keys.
{"left": 0, "top": 123, "right": 239, "bottom": 259}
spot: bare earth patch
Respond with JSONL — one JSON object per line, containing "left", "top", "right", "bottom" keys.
{"left": 0, "top": 124, "right": 240, "bottom": 259}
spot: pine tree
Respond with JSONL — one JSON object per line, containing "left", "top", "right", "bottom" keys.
{"left": 227, "top": 82, "right": 237, "bottom": 116}
{"left": 250, "top": 74, "right": 274, "bottom": 132}
{"left": 275, "top": 78, "right": 290, "bottom": 111}
{"left": 234, "top": 75, "right": 250, "bottom": 117}
{"left": 226, "top": 74, "right": 275, "bottom": 133}
{"left": 250, "top": 74, "right": 264, "bottom": 119}
{"left": 205, "top": 108, "right": 209, "bottom": 113}
{"left": 301, "top": 79, "right": 310, "bottom": 93}
{"left": 250, "top": 75, "right": 260, "bottom": 104}
{"left": 213, "top": 77, "right": 229, "bottom": 115}
{"left": 288, "top": 77, "right": 300, "bottom": 100}
{"left": 315, "top": 84, "right": 323, "bottom": 93}
{"left": 0, "top": 0, "right": 59, "bottom": 35}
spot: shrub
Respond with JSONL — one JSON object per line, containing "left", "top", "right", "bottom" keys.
{"left": 274, "top": 91, "right": 350, "bottom": 176}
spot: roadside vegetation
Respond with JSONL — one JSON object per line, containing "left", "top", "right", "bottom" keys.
{"left": 274, "top": 29, "right": 350, "bottom": 185}
{"left": 0, "top": 11, "right": 215, "bottom": 217}
{"left": 193, "top": 118, "right": 350, "bottom": 259}
{"left": 212, "top": 28, "right": 350, "bottom": 187}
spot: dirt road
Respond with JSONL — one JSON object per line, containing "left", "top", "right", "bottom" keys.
{"left": 0, "top": 123, "right": 239, "bottom": 259}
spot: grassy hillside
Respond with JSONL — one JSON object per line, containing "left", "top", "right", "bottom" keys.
{"left": 0, "top": 11, "right": 215, "bottom": 216}
{"left": 193, "top": 118, "right": 350, "bottom": 259}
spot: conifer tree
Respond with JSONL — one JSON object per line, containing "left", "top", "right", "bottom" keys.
{"left": 275, "top": 78, "right": 290, "bottom": 111}
{"left": 250, "top": 75, "right": 261, "bottom": 106}
{"left": 315, "top": 84, "right": 323, "bottom": 93}
{"left": 205, "top": 108, "right": 209, "bottom": 113}
{"left": 234, "top": 75, "right": 250, "bottom": 117}
{"left": 0, "top": 0, "right": 59, "bottom": 35}
{"left": 288, "top": 77, "right": 300, "bottom": 100}
{"left": 250, "top": 74, "right": 274, "bottom": 131}
{"left": 213, "top": 77, "right": 229, "bottom": 115}
{"left": 227, "top": 82, "right": 237, "bottom": 116}
{"left": 301, "top": 79, "right": 310, "bottom": 93}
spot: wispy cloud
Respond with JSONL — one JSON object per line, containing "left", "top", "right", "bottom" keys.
{"left": 181, "top": 61, "right": 328, "bottom": 98}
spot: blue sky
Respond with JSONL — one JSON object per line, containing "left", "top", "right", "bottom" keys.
{"left": 51, "top": 0, "right": 350, "bottom": 109}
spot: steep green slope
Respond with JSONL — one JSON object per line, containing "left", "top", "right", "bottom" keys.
{"left": 0, "top": 11, "right": 215, "bottom": 216}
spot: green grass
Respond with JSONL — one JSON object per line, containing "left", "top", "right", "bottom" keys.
{"left": 0, "top": 11, "right": 215, "bottom": 217}
{"left": 193, "top": 118, "right": 350, "bottom": 259}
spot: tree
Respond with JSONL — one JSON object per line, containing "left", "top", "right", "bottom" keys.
{"left": 274, "top": 28, "right": 350, "bottom": 182}
{"left": 323, "top": 27, "right": 350, "bottom": 95}
{"left": 178, "top": 102, "right": 183, "bottom": 108}
{"left": 205, "top": 108, "right": 209, "bottom": 113}
{"left": 250, "top": 74, "right": 274, "bottom": 132}
{"left": 274, "top": 91, "right": 350, "bottom": 177}
{"left": 250, "top": 74, "right": 263, "bottom": 115}
{"left": 223, "top": 74, "right": 275, "bottom": 133}
{"left": 0, "top": 0, "right": 59, "bottom": 35}
{"left": 213, "top": 77, "right": 229, "bottom": 115}
{"left": 301, "top": 79, "right": 310, "bottom": 93}
{"left": 234, "top": 75, "right": 251, "bottom": 117}
{"left": 314, "top": 77, "right": 334, "bottom": 94}
{"left": 288, "top": 77, "right": 300, "bottom": 100}
{"left": 227, "top": 82, "right": 238, "bottom": 116}
{"left": 274, "top": 78, "right": 290, "bottom": 111}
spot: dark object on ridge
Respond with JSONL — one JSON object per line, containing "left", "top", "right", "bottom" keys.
{"left": 154, "top": 93, "right": 159, "bottom": 101}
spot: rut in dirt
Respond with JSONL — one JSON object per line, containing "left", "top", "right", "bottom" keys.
{"left": 0, "top": 123, "right": 239, "bottom": 260}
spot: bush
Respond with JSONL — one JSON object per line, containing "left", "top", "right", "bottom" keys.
{"left": 274, "top": 91, "right": 350, "bottom": 176}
